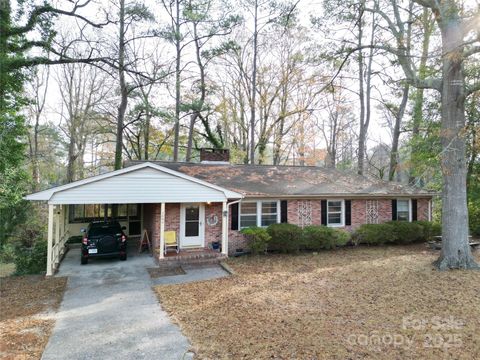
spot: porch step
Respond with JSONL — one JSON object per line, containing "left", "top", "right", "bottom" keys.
{"left": 155, "top": 249, "right": 227, "bottom": 267}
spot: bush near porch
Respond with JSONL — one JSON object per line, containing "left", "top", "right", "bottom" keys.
{"left": 354, "top": 221, "right": 442, "bottom": 246}
{"left": 244, "top": 221, "right": 439, "bottom": 254}
{"left": 154, "top": 245, "right": 480, "bottom": 359}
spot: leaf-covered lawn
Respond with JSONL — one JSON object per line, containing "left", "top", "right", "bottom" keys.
{"left": 0, "top": 276, "right": 67, "bottom": 360}
{"left": 154, "top": 245, "right": 480, "bottom": 359}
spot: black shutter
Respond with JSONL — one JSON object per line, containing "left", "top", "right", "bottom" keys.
{"left": 345, "top": 200, "right": 352, "bottom": 226}
{"left": 231, "top": 203, "right": 239, "bottom": 230}
{"left": 321, "top": 200, "right": 327, "bottom": 225}
{"left": 392, "top": 199, "right": 397, "bottom": 221}
{"left": 280, "top": 200, "right": 288, "bottom": 223}
{"left": 412, "top": 199, "right": 418, "bottom": 221}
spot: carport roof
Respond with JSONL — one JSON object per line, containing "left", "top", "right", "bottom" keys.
{"left": 24, "top": 162, "right": 243, "bottom": 204}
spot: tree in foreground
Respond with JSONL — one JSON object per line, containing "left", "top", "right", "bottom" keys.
{"left": 362, "top": 0, "right": 479, "bottom": 269}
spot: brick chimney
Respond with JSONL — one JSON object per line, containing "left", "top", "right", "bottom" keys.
{"left": 200, "top": 148, "right": 230, "bottom": 163}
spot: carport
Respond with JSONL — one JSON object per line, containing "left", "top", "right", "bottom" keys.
{"left": 24, "top": 162, "right": 242, "bottom": 275}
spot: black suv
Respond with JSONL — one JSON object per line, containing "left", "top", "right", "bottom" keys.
{"left": 81, "top": 221, "right": 127, "bottom": 264}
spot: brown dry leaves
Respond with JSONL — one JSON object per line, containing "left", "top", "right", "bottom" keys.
{"left": 154, "top": 245, "right": 480, "bottom": 360}
{"left": 0, "top": 276, "right": 67, "bottom": 360}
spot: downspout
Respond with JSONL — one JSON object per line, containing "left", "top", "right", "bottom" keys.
{"left": 223, "top": 196, "right": 244, "bottom": 256}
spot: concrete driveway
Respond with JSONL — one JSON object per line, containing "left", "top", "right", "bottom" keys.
{"left": 42, "top": 245, "right": 191, "bottom": 360}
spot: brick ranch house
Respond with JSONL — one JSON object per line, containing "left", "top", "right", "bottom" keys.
{"left": 25, "top": 148, "right": 434, "bottom": 275}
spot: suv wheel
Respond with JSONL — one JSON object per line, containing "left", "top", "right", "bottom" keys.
{"left": 81, "top": 256, "right": 88, "bottom": 265}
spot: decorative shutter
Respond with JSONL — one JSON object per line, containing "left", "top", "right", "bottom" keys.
{"left": 345, "top": 200, "right": 352, "bottom": 226}
{"left": 412, "top": 199, "right": 418, "bottom": 221}
{"left": 321, "top": 200, "right": 327, "bottom": 225}
{"left": 280, "top": 200, "right": 288, "bottom": 223}
{"left": 392, "top": 200, "right": 397, "bottom": 221}
{"left": 231, "top": 203, "right": 239, "bottom": 230}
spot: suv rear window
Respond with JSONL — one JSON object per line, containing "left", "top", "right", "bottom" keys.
{"left": 89, "top": 223, "right": 122, "bottom": 236}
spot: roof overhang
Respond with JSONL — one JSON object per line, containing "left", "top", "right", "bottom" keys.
{"left": 240, "top": 193, "right": 437, "bottom": 199}
{"left": 24, "top": 162, "right": 243, "bottom": 204}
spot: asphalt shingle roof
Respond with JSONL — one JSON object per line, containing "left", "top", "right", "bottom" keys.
{"left": 127, "top": 161, "right": 434, "bottom": 198}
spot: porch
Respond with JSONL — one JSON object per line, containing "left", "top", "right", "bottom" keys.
{"left": 24, "top": 162, "right": 243, "bottom": 276}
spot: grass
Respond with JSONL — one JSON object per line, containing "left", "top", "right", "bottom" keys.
{"left": 0, "top": 275, "right": 67, "bottom": 359}
{"left": 154, "top": 245, "right": 480, "bottom": 359}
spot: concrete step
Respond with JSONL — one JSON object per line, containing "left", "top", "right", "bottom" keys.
{"left": 158, "top": 255, "right": 227, "bottom": 268}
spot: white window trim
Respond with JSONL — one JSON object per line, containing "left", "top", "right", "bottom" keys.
{"left": 239, "top": 200, "right": 281, "bottom": 228}
{"left": 327, "top": 199, "right": 345, "bottom": 227}
{"left": 396, "top": 198, "right": 412, "bottom": 222}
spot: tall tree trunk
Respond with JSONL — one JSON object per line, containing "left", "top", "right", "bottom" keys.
{"left": 144, "top": 113, "right": 151, "bottom": 160}
{"left": 357, "top": 6, "right": 366, "bottom": 175}
{"left": 173, "top": 0, "right": 181, "bottom": 161}
{"left": 466, "top": 97, "right": 478, "bottom": 188}
{"left": 115, "top": 0, "right": 127, "bottom": 170}
{"left": 66, "top": 137, "right": 76, "bottom": 183}
{"left": 186, "top": 114, "right": 197, "bottom": 161}
{"left": 409, "top": 8, "right": 433, "bottom": 184}
{"left": 249, "top": 0, "right": 258, "bottom": 164}
{"left": 388, "top": 85, "right": 409, "bottom": 181}
{"left": 434, "top": 7, "right": 477, "bottom": 270}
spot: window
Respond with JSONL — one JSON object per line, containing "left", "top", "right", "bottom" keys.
{"left": 240, "top": 202, "right": 258, "bottom": 228}
{"left": 261, "top": 201, "right": 278, "bottom": 226}
{"left": 69, "top": 204, "right": 139, "bottom": 223}
{"left": 396, "top": 200, "right": 410, "bottom": 221}
{"left": 240, "top": 200, "right": 280, "bottom": 228}
{"left": 327, "top": 200, "right": 344, "bottom": 227}
{"left": 118, "top": 204, "right": 128, "bottom": 218}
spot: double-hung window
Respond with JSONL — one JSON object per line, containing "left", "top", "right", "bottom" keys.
{"left": 261, "top": 201, "right": 278, "bottom": 226}
{"left": 327, "top": 200, "right": 344, "bottom": 227}
{"left": 240, "top": 200, "right": 280, "bottom": 228}
{"left": 396, "top": 199, "right": 410, "bottom": 221}
{"left": 239, "top": 202, "right": 258, "bottom": 228}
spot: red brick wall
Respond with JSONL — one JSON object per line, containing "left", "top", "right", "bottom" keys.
{"left": 143, "top": 203, "right": 159, "bottom": 248}
{"left": 143, "top": 197, "right": 432, "bottom": 256}
{"left": 286, "top": 200, "right": 322, "bottom": 227}
{"left": 417, "top": 198, "right": 430, "bottom": 221}
{"left": 205, "top": 202, "right": 223, "bottom": 246}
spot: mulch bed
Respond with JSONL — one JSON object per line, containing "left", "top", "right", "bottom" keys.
{"left": 147, "top": 266, "right": 186, "bottom": 278}
{"left": 154, "top": 244, "right": 480, "bottom": 359}
{"left": 0, "top": 276, "right": 67, "bottom": 359}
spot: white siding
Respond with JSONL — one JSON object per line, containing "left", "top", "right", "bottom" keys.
{"left": 49, "top": 167, "right": 227, "bottom": 204}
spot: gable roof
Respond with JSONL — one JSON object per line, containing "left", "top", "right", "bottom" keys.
{"left": 127, "top": 161, "right": 435, "bottom": 198}
{"left": 25, "top": 162, "right": 243, "bottom": 203}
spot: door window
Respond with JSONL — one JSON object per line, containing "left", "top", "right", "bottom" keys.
{"left": 185, "top": 206, "right": 200, "bottom": 237}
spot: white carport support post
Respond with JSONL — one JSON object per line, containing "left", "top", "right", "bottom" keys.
{"left": 47, "top": 204, "right": 54, "bottom": 276}
{"left": 54, "top": 206, "right": 60, "bottom": 268}
{"left": 159, "top": 202, "right": 165, "bottom": 260}
{"left": 222, "top": 201, "right": 228, "bottom": 256}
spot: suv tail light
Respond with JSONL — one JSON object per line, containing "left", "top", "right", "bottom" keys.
{"left": 121, "top": 235, "right": 126, "bottom": 242}
{"left": 82, "top": 236, "right": 88, "bottom": 245}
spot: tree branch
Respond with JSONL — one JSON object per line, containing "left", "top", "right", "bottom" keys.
{"left": 8, "top": 1, "right": 110, "bottom": 36}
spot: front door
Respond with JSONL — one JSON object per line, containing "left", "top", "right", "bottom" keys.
{"left": 180, "top": 203, "right": 205, "bottom": 248}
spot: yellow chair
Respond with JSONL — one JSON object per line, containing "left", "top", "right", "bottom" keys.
{"left": 164, "top": 231, "right": 179, "bottom": 254}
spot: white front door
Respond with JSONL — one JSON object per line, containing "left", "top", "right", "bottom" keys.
{"left": 180, "top": 203, "right": 205, "bottom": 248}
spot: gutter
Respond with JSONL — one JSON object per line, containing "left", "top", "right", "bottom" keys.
{"left": 222, "top": 196, "right": 244, "bottom": 256}
{"left": 239, "top": 193, "right": 438, "bottom": 199}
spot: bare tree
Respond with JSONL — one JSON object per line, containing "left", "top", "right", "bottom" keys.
{"left": 26, "top": 67, "right": 50, "bottom": 191}
{"left": 362, "top": 0, "right": 480, "bottom": 269}
{"left": 56, "top": 63, "right": 110, "bottom": 182}
{"left": 356, "top": 1, "right": 376, "bottom": 175}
